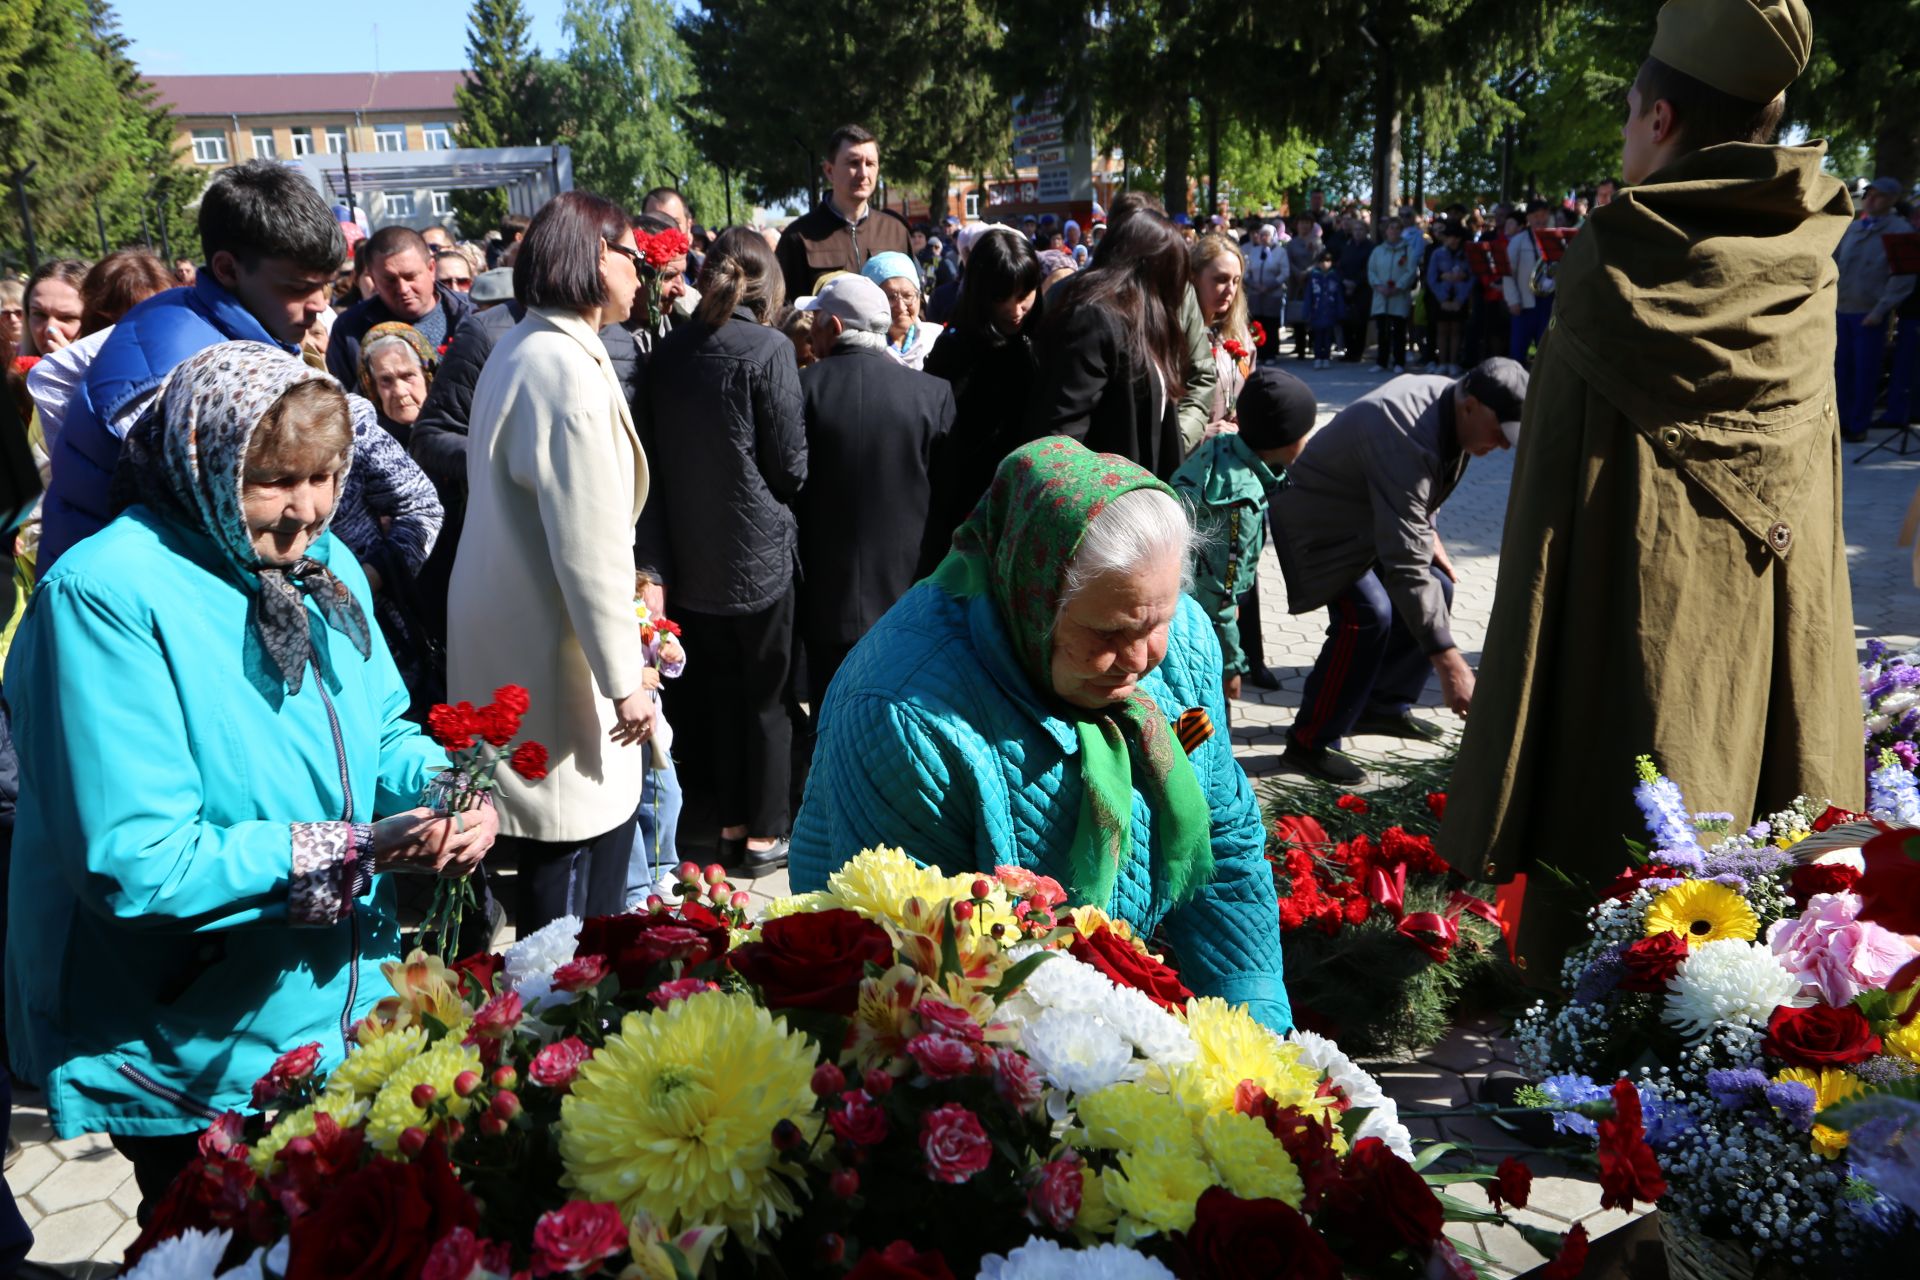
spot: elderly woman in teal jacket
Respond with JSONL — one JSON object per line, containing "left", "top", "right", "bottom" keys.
{"left": 791, "top": 437, "right": 1290, "bottom": 1030}
{"left": 4, "top": 343, "right": 496, "bottom": 1213}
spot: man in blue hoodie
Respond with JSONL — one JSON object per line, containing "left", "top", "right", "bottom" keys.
{"left": 38, "top": 160, "right": 343, "bottom": 571}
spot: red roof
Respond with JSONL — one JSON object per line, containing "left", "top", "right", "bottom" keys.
{"left": 146, "top": 72, "right": 466, "bottom": 118}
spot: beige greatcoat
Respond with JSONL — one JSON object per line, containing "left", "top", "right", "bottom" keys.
{"left": 448, "top": 307, "right": 651, "bottom": 843}
{"left": 1438, "top": 142, "right": 1865, "bottom": 976}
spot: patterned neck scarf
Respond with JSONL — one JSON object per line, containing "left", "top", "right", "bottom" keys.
{"left": 117, "top": 341, "right": 370, "bottom": 694}
{"left": 930, "top": 437, "right": 1214, "bottom": 911}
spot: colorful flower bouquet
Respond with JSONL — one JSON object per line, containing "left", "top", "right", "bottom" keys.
{"left": 122, "top": 848, "right": 1583, "bottom": 1279}
{"left": 1513, "top": 756, "right": 1920, "bottom": 1273}
{"left": 1861, "top": 638, "right": 1920, "bottom": 778}
{"left": 1266, "top": 763, "right": 1511, "bottom": 1054}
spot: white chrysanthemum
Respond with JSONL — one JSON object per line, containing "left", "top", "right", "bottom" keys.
{"left": 1102, "top": 986, "right": 1196, "bottom": 1063}
{"left": 1663, "top": 939, "right": 1801, "bottom": 1039}
{"left": 1021, "top": 949, "right": 1118, "bottom": 1016}
{"left": 1285, "top": 1029, "right": 1412, "bottom": 1159}
{"left": 977, "top": 1237, "right": 1177, "bottom": 1279}
{"left": 217, "top": 1240, "right": 291, "bottom": 1280}
{"left": 123, "top": 1228, "right": 233, "bottom": 1280}
{"left": 505, "top": 914, "right": 583, "bottom": 982}
{"left": 1021, "top": 1008, "right": 1142, "bottom": 1097}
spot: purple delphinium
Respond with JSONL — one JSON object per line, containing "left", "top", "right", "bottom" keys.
{"left": 1765, "top": 1079, "right": 1817, "bottom": 1131}
{"left": 1634, "top": 756, "right": 1699, "bottom": 858}
{"left": 1638, "top": 1089, "right": 1696, "bottom": 1151}
{"left": 1868, "top": 753, "right": 1920, "bottom": 824}
{"left": 1573, "top": 944, "right": 1627, "bottom": 1006}
{"left": 1868, "top": 638, "right": 1890, "bottom": 665}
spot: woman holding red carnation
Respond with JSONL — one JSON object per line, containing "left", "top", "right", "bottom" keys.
{"left": 4, "top": 344, "right": 495, "bottom": 1217}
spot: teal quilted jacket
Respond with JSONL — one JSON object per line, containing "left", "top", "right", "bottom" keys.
{"left": 791, "top": 582, "right": 1291, "bottom": 1031}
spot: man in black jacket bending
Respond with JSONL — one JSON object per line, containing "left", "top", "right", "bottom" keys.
{"left": 794, "top": 274, "right": 954, "bottom": 700}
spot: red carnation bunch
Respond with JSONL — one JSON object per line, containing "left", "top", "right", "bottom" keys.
{"left": 635, "top": 227, "right": 691, "bottom": 269}
{"left": 1222, "top": 338, "right": 1250, "bottom": 361}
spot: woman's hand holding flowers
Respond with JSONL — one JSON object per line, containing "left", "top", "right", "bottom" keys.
{"left": 370, "top": 804, "right": 499, "bottom": 877}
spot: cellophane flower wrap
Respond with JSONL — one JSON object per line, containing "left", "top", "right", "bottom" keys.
{"left": 124, "top": 848, "right": 1581, "bottom": 1278}
{"left": 1513, "top": 755, "right": 1920, "bottom": 1269}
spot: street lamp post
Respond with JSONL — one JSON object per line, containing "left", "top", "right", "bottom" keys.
{"left": 9, "top": 163, "right": 39, "bottom": 271}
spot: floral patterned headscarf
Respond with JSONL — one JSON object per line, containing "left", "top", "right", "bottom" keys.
{"left": 930, "top": 437, "right": 1214, "bottom": 911}
{"left": 117, "top": 341, "right": 370, "bottom": 694}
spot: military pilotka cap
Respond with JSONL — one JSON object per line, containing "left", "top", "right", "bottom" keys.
{"left": 1651, "top": 0, "right": 1812, "bottom": 104}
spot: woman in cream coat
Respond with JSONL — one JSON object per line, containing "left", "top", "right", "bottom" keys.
{"left": 449, "top": 191, "right": 652, "bottom": 931}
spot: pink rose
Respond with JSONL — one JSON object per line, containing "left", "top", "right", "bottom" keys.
{"left": 648, "top": 977, "right": 720, "bottom": 1009}
{"left": 531, "top": 1201, "right": 625, "bottom": 1276}
{"left": 906, "top": 1034, "right": 979, "bottom": 1081}
{"left": 1767, "top": 892, "right": 1920, "bottom": 1006}
{"left": 252, "top": 1041, "right": 323, "bottom": 1107}
{"left": 551, "top": 955, "right": 609, "bottom": 993}
{"left": 828, "top": 1089, "right": 890, "bottom": 1147}
{"left": 1027, "top": 1153, "right": 1082, "bottom": 1230}
{"left": 527, "top": 1037, "right": 593, "bottom": 1093}
{"left": 919, "top": 1103, "right": 992, "bottom": 1184}
{"left": 993, "top": 1049, "right": 1044, "bottom": 1112}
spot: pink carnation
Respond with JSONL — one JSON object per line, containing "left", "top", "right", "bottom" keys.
{"left": 1028, "top": 1153, "right": 1083, "bottom": 1231}
{"left": 916, "top": 998, "right": 984, "bottom": 1041}
{"left": 919, "top": 1103, "right": 992, "bottom": 1184}
{"left": 648, "top": 977, "right": 720, "bottom": 1009}
{"left": 527, "top": 1036, "right": 593, "bottom": 1092}
{"left": 1767, "top": 891, "right": 1920, "bottom": 1006}
{"left": 994, "top": 1049, "right": 1044, "bottom": 1112}
{"left": 906, "top": 1033, "right": 979, "bottom": 1081}
{"left": 530, "top": 1201, "right": 625, "bottom": 1275}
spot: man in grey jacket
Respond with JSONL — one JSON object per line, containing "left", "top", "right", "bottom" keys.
{"left": 1835, "top": 176, "right": 1918, "bottom": 441}
{"left": 1271, "top": 359, "right": 1529, "bottom": 784}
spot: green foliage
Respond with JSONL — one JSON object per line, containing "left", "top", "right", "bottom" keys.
{"left": 1795, "top": 0, "right": 1920, "bottom": 182}
{"left": 452, "top": 0, "right": 545, "bottom": 233}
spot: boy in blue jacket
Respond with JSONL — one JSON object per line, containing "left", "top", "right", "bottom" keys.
{"left": 1173, "top": 367, "right": 1319, "bottom": 703}
{"left": 1305, "top": 249, "right": 1347, "bottom": 368}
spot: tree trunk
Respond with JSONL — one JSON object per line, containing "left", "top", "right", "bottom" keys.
{"left": 1163, "top": 98, "right": 1192, "bottom": 218}
{"left": 1371, "top": 58, "right": 1402, "bottom": 221}
{"left": 1206, "top": 104, "right": 1221, "bottom": 217}
{"left": 1876, "top": 115, "right": 1920, "bottom": 190}
{"left": 929, "top": 171, "right": 950, "bottom": 223}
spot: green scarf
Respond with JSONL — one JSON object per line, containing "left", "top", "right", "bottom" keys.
{"left": 930, "top": 437, "right": 1214, "bottom": 910}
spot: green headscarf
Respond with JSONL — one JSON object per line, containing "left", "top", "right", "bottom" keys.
{"left": 931, "top": 437, "right": 1215, "bottom": 911}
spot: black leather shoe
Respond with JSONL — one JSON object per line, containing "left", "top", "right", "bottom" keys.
{"left": 1245, "top": 666, "right": 1282, "bottom": 691}
{"left": 742, "top": 838, "right": 790, "bottom": 878}
{"left": 1281, "top": 742, "right": 1369, "bottom": 786}
{"left": 716, "top": 834, "right": 748, "bottom": 869}
{"left": 1350, "top": 710, "right": 1445, "bottom": 742}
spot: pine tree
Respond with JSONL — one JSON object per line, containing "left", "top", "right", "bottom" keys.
{"left": 452, "top": 0, "right": 543, "bottom": 234}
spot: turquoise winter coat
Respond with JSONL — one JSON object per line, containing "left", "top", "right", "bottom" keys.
{"left": 791, "top": 582, "right": 1290, "bottom": 1031}
{"left": 5, "top": 507, "right": 446, "bottom": 1138}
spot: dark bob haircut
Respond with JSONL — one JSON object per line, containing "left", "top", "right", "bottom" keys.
{"left": 513, "top": 190, "right": 632, "bottom": 313}
{"left": 952, "top": 228, "right": 1043, "bottom": 338}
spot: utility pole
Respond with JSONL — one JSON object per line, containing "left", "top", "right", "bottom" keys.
{"left": 9, "top": 164, "right": 39, "bottom": 271}
{"left": 722, "top": 164, "right": 733, "bottom": 227}
{"left": 94, "top": 196, "right": 109, "bottom": 256}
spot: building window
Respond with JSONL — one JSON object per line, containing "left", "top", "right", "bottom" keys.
{"left": 290, "top": 130, "right": 314, "bottom": 157}
{"left": 963, "top": 191, "right": 981, "bottom": 219}
{"left": 325, "top": 126, "right": 348, "bottom": 154}
{"left": 431, "top": 191, "right": 452, "bottom": 217}
{"left": 251, "top": 131, "right": 276, "bottom": 160}
{"left": 384, "top": 192, "right": 415, "bottom": 218}
{"left": 422, "top": 123, "right": 452, "bottom": 151}
{"left": 191, "top": 130, "right": 229, "bottom": 164}
{"left": 374, "top": 124, "right": 407, "bottom": 153}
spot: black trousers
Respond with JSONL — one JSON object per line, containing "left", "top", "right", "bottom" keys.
{"left": 678, "top": 585, "right": 796, "bottom": 837}
{"left": 1341, "top": 310, "right": 1369, "bottom": 361}
{"left": 111, "top": 1132, "right": 203, "bottom": 1227}
{"left": 1375, "top": 315, "right": 1408, "bottom": 368}
{"left": 498, "top": 815, "right": 636, "bottom": 935}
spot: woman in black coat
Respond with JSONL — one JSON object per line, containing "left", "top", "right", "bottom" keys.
{"left": 641, "top": 228, "right": 805, "bottom": 876}
{"left": 919, "top": 227, "right": 1044, "bottom": 573}
{"left": 1027, "top": 213, "right": 1190, "bottom": 479}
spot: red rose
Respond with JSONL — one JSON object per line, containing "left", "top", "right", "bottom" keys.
{"left": 1540, "top": 1223, "right": 1590, "bottom": 1280}
{"left": 1616, "top": 931, "right": 1690, "bottom": 993}
{"left": 1426, "top": 792, "right": 1447, "bottom": 820}
{"left": 919, "top": 1103, "right": 992, "bottom": 1184}
{"left": 1271, "top": 814, "right": 1331, "bottom": 853}
{"left": 551, "top": 954, "right": 609, "bottom": 993}
{"left": 252, "top": 1041, "right": 322, "bottom": 1107}
{"left": 1489, "top": 1156, "right": 1532, "bottom": 1212}
{"left": 422, "top": 1228, "right": 513, "bottom": 1280}
{"left": 491, "top": 685, "right": 531, "bottom": 717}
{"left": 1790, "top": 861, "right": 1862, "bottom": 905}
{"left": 579, "top": 903, "right": 730, "bottom": 988}
{"left": 1596, "top": 1079, "right": 1667, "bottom": 1211}
{"left": 1762, "top": 1003, "right": 1883, "bottom": 1068}
{"left": 426, "top": 702, "right": 480, "bottom": 752}
{"left": 828, "top": 1089, "right": 890, "bottom": 1147}
{"left": 509, "top": 741, "right": 550, "bottom": 780}
{"left": 531, "top": 1200, "right": 625, "bottom": 1276}
{"left": 450, "top": 952, "right": 504, "bottom": 1001}
{"left": 1336, "top": 794, "right": 1370, "bottom": 815}
{"left": 266, "top": 1110, "right": 367, "bottom": 1218}
{"left": 466, "top": 991, "right": 523, "bottom": 1044}
{"left": 528, "top": 1036, "right": 594, "bottom": 1092}
{"left": 285, "top": 1143, "right": 478, "bottom": 1280}
{"left": 1859, "top": 825, "right": 1920, "bottom": 935}
{"left": 1067, "top": 924, "right": 1194, "bottom": 1012}
{"left": 1177, "top": 1185, "right": 1341, "bottom": 1280}
{"left": 1318, "top": 1137, "right": 1443, "bottom": 1261}
{"left": 845, "top": 1240, "right": 957, "bottom": 1280}
{"left": 1027, "top": 1154, "right": 1082, "bottom": 1230}
{"left": 649, "top": 977, "right": 720, "bottom": 1008}
{"left": 1603, "top": 862, "right": 1681, "bottom": 901}
{"left": 727, "top": 908, "right": 893, "bottom": 1014}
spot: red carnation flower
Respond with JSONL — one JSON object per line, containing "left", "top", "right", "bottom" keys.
{"left": 510, "top": 741, "right": 550, "bottom": 780}
{"left": 1540, "top": 1223, "right": 1590, "bottom": 1280}
{"left": 845, "top": 1240, "right": 956, "bottom": 1280}
{"left": 1596, "top": 1079, "right": 1667, "bottom": 1211}
{"left": 1271, "top": 814, "right": 1331, "bottom": 853}
{"left": 251, "top": 1041, "right": 322, "bottom": 1108}
{"left": 1488, "top": 1156, "right": 1532, "bottom": 1212}
{"left": 1426, "top": 791, "right": 1447, "bottom": 820}
{"left": 1603, "top": 862, "right": 1682, "bottom": 900}
{"left": 426, "top": 701, "right": 480, "bottom": 752}
{"left": 1790, "top": 861, "right": 1862, "bottom": 905}
{"left": 491, "top": 685, "right": 530, "bottom": 716}
{"left": 551, "top": 954, "right": 609, "bottom": 993}
{"left": 1336, "top": 793, "right": 1370, "bottom": 815}
{"left": 474, "top": 703, "right": 519, "bottom": 748}
{"left": 1811, "top": 805, "right": 1865, "bottom": 832}
{"left": 828, "top": 1089, "right": 890, "bottom": 1147}
{"left": 1027, "top": 1154, "right": 1083, "bottom": 1231}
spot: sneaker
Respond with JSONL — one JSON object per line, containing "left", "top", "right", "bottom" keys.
{"left": 1281, "top": 741, "right": 1370, "bottom": 786}
{"left": 742, "top": 838, "right": 790, "bottom": 878}
{"left": 1350, "top": 709, "right": 1445, "bottom": 743}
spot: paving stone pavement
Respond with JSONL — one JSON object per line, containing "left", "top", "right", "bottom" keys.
{"left": 12, "top": 359, "right": 1918, "bottom": 1275}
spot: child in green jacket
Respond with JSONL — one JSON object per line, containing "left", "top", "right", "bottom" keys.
{"left": 1172, "top": 366, "right": 1319, "bottom": 702}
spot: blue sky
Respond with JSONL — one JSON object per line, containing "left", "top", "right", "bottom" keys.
{"left": 125, "top": 1, "right": 576, "bottom": 76}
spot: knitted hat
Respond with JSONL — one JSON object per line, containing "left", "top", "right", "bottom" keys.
{"left": 1235, "top": 368, "right": 1319, "bottom": 452}
{"left": 1650, "top": 0, "right": 1811, "bottom": 104}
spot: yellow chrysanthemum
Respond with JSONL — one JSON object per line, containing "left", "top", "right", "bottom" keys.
{"left": 1773, "top": 1067, "right": 1865, "bottom": 1158}
{"left": 1076, "top": 1084, "right": 1202, "bottom": 1157}
{"left": 1199, "top": 1109, "right": 1304, "bottom": 1206}
{"left": 1885, "top": 1017, "right": 1920, "bottom": 1065}
{"left": 755, "top": 891, "right": 839, "bottom": 923}
{"left": 825, "top": 847, "right": 959, "bottom": 921}
{"left": 249, "top": 1091, "right": 369, "bottom": 1173}
{"left": 1645, "top": 880, "right": 1759, "bottom": 947}
{"left": 559, "top": 991, "right": 818, "bottom": 1245}
{"left": 1073, "top": 1164, "right": 1119, "bottom": 1240}
{"left": 1180, "top": 998, "right": 1322, "bottom": 1112}
{"left": 364, "top": 1037, "right": 481, "bottom": 1152}
{"left": 326, "top": 1025, "right": 430, "bottom": 1098}
{"left": 1101, "top": 1148, "right": 1214, "bottom": 1238}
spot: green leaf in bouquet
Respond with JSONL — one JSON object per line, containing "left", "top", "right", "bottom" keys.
{"left": 1410, "top": 1140, "right": 1460, "bottom": 1171}
{"left": 1434, "top": 1189, "right": 1505, "bottom": 1224}
{"left": 1512, "top": 1222, "right": 1571, "bottom": 1261}
{"left": 1338, "top": 1104, "right": 1370, "bottom": 1144}
{"left": 985, "top": 950, "right": 1056, "bottom": 1001}
{"left": 421, "top": 1013, "right": 452, "bottom": 1044}
{"left": 1446, "top": 1235, "right": 1498, "bottom": 1266}
{"left": 1853, "top": 987, "right": 1902, "bottom": 1028}
{"left": 1421, "top": 1171, "right": 1499, "bottom": 1186}
{"left": 939, "top": 903, "right": 964, "bottom": 982}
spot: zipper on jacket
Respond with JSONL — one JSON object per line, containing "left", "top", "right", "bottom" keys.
{"left": 115, "top": 1060, "right": 223, "bottom": 1123}
{"left": 312, "top": 662, "right": 361, "bottom": 1053}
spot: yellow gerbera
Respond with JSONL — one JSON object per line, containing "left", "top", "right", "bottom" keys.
{"left": 1773, "top": 1066, "right": 1866, "bottom": 1158}
{"left": 1885, "top": 1017, "right": 1920, "bottom": 1065}
{"left": 249, "top": 1090, "right": 369, "bottom": 1173}
{"left": 1179, "top": 998, "right": 1323, "bottom": 1113}
{"left": 1645, "top": 880, "right": 1759, "bottom": 947}
{"left": 364, "top": 1037, "right": 481, "bottom": 1152}
{"left": 559, "top": 991, "right": 817, "bottom": 1245}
